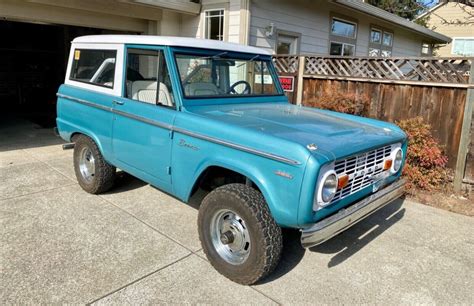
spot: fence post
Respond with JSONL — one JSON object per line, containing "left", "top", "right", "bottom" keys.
{"left": 454, "top": 61, "right": 474, "bottom": 192}
{"left": 296, "top": 55, "right": 305, "bottom": 106}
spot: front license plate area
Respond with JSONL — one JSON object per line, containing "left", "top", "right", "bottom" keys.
{"left": 372, "top": 172, "right": 390, "bottom": 192}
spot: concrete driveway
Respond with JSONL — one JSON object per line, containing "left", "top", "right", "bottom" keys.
{"left": 1, "top": 119, "right": 473, "bottom": 304}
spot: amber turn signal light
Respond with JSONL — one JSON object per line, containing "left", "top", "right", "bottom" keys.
{"left": 383, "top": 159, "right": 393, "bottom": 170}
{"left": 337, "top": 174, "right": 349, "bottom": 189}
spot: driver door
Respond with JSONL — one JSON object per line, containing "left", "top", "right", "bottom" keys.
{"left": 112, "top": 47, "right": 176, "bottom": 190}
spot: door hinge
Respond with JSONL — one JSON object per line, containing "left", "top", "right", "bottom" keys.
{"left": 166, "top": 166, "right": 171, "bottom": 175}
{"left": 169, "top": 130, "right": 174, "bottom": 139}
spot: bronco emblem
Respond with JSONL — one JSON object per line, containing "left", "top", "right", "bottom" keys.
{"left": 178, "top": 139, "right": 199, "bottom": 151}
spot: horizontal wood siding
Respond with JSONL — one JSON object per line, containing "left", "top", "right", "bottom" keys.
{"left": 302, "top": 78, "right": 468, "bottom": 170}
{"left": 250, "top": 0, "right": 427, "bottom": 56}
{"left": 249, "top": 0, "right": 329, "bottom": 54}
{"left": 425, "top": 3, "right": 474, "bottom": 57}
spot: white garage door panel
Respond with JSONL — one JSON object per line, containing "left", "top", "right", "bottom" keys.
{"left": 0, "top": 0, "right": 148, "bottom": 33}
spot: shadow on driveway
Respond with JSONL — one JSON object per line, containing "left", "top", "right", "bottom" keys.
{"left": 259, "top": 198, "right": 405, "bottom": 283}
{"left": 311, "top": 198, "right": 405, "bottom": 267}
{"left": 105, "top": 171, "right": 148, "bottom": 194}
{"left": 0, "top": 116, "right": 64, "bottom": 152}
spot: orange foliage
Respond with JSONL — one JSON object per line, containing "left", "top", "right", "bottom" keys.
{"left": 306, "top": 90, "right": 370, "bottom": 117}
{"left": 397, "top": 117, "right": 448, "bottom": 192}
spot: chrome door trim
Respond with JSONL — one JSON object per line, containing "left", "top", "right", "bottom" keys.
{"left": 112, "top": 108, "right": 173, "bottom": 130}
{"left": 57, "top": 93, "right": 172, "bottom": 130}
{"left": 57, "top": 93, "right": 112, "bottom": 112}
{"left": 173, "top": 127, "right": 301, "bottom": 165}
{"left": 57, "top": 93, "right": 301, "bottom": 166}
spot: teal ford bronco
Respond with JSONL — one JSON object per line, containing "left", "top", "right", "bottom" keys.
{"left": 56, "top": 35, "right": 406, "bottom": 284}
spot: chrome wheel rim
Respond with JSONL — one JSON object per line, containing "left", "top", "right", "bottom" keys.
{"left": 78, "top": 147, "right": 95, "bottom": 183}
{"left": 210, "top": 209, "right": 251, "bottom": 265}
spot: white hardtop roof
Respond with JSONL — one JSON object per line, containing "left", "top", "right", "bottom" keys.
{"left": 73, "top": 35, "right": 272, "bottom": 55}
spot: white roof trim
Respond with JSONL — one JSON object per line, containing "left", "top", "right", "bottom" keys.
{"left": 72, "top": 35, "right": 272, "bottom": 55}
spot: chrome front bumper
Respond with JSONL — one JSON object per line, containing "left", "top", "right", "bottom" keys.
{"left": 301, "top": 179, "right": 406, "bottom": 248}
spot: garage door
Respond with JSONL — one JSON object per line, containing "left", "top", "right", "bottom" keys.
{"left": 0, "top": 20, "right": 136, "bottom": 127}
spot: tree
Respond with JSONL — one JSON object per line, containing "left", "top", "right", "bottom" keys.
{"left": 434, "top": 1, "right": 474, "bottom": 25}
{"left": 367, "top": 0, "right": 429, "bottom": 20}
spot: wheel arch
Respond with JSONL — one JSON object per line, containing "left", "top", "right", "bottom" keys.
{"left": 185, "top": 161, "right": 281, "bottom": 223}
{"left": 68, "top": 128, "right": 105, "bottom": 156}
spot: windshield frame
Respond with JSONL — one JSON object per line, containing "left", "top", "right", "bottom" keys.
{"left": 170, "top": 47, "right": 286, "bottom": 106}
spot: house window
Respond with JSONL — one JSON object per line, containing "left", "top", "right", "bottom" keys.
{"left": 370, "top": 29, "right": 381, "bottom": 44}
{"left": 421, "top": 43, "right": 431, "bottom": 56}
{"left": 368, "top": 27, "right": 394, "bottom": 57}
{"left": 369, "top": 48, "right": 379, "bottom": 56}
{"left": 70, "top": 49, "right": 116, "bottom": 88}
{"left": 276, "top": 32, "right": 300, "bottom": 54}
{"left": 330, "top": 42, "right": 355, "bottom": 56}
{"left": 452, "top": 38, "right": 474, "bottom": 56}
{"left": 204, "top": 9, "right": 224, "bottom": 41}
{"left": 331, "top": 18, "right": 357, "bottom": 38}
{"left": 382, "top": 32, "right": 393, "bottom": 46}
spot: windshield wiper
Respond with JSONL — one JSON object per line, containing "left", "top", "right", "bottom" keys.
{"left": 197, "top": 51, "right": 228, "bottom": 60}
{"left": 235, "top": 54, "right": 260, "bottom": 68}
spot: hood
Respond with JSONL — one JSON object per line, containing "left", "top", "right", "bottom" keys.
{"left": 186, "top": 103, "right": 406, "bottom": 161}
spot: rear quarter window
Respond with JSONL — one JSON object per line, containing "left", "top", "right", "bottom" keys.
{"left": 69, "top": 49, "right": 117, "bottom": 88}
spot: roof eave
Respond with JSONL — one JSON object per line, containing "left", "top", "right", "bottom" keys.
{"left": 118, "top": 0, "right": 201, "bottom": 15}
{"left": 333, "top": 0, "right": 451, "bottom": 44}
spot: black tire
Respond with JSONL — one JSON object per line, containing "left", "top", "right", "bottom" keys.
{"left": 73, "top": 135, "right": 115, "bottom": 194}
{"left": 198, "top": 183, "right": 283, "bottom": 285}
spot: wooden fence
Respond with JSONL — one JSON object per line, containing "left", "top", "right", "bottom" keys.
{"left": 273, "top": 55, "right": 473, "bottom": 190}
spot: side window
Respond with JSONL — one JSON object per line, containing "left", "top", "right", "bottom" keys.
{"left": 125, "top": 49, "right": 175, "bottom": 107}
{"left": 70, "top": 49, "right": 117, "bottom": 88}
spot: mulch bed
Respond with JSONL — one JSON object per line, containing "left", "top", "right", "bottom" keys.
{"left": 408, "top": 187, "right": 473, "bottom": 217}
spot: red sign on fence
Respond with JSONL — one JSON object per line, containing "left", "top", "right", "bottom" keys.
{"left": 279, "top": 76, "right": 294, "bottom": 92}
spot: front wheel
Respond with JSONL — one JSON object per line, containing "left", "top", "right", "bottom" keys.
{"left": 198, "top": 184, "right": 282, "bottom": 285}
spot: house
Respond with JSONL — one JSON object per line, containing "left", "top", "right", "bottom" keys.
{"left": 245, "top": 0, "right": 451, "bottom": 57}
{"left": 417, "top": 1, "right": 474, "bottom": 57}
{"left": 1, "top": 1, "right": 452, "bottom": 57}
{"left": 0, "top": 0, "right": 450, "bottom": 128}
{"left": 188, "top": 0, "right": 451, "bottom": 57}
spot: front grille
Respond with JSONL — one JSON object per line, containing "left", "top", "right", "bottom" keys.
{"left": 331, "top": 144, "right": 393, "bottom": 203}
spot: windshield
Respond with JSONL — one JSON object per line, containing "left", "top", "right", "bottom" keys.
{"left": 175, "top": 53, "right": 282, "bottom": 98}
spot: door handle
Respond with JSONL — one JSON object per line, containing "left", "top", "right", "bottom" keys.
{"left": 113, "top": 100, "right": 124, "bottom": 106}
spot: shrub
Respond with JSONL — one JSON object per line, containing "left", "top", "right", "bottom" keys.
{"left": 397, "top": 117, "right": 448, "bottom": 192}
{"left": 306, "top": 89, "right": 370, "bottom": 117}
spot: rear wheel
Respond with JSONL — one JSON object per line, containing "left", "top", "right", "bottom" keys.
{"left": 198, "top": 183, "right": 282, "bottom": 285}
{"left": 73, "top": 135, "right": 115, "bottom": 194}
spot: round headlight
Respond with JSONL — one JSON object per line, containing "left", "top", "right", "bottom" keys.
{"left": 321, "top": 172, "right": 338, "bottom": 203}
{"left": 392, "top": 148, "right": 403, "bottom": 173}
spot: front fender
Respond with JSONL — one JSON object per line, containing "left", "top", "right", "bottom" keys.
{"left": 171, "top": 136, "right": 309, "bottom": 228}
